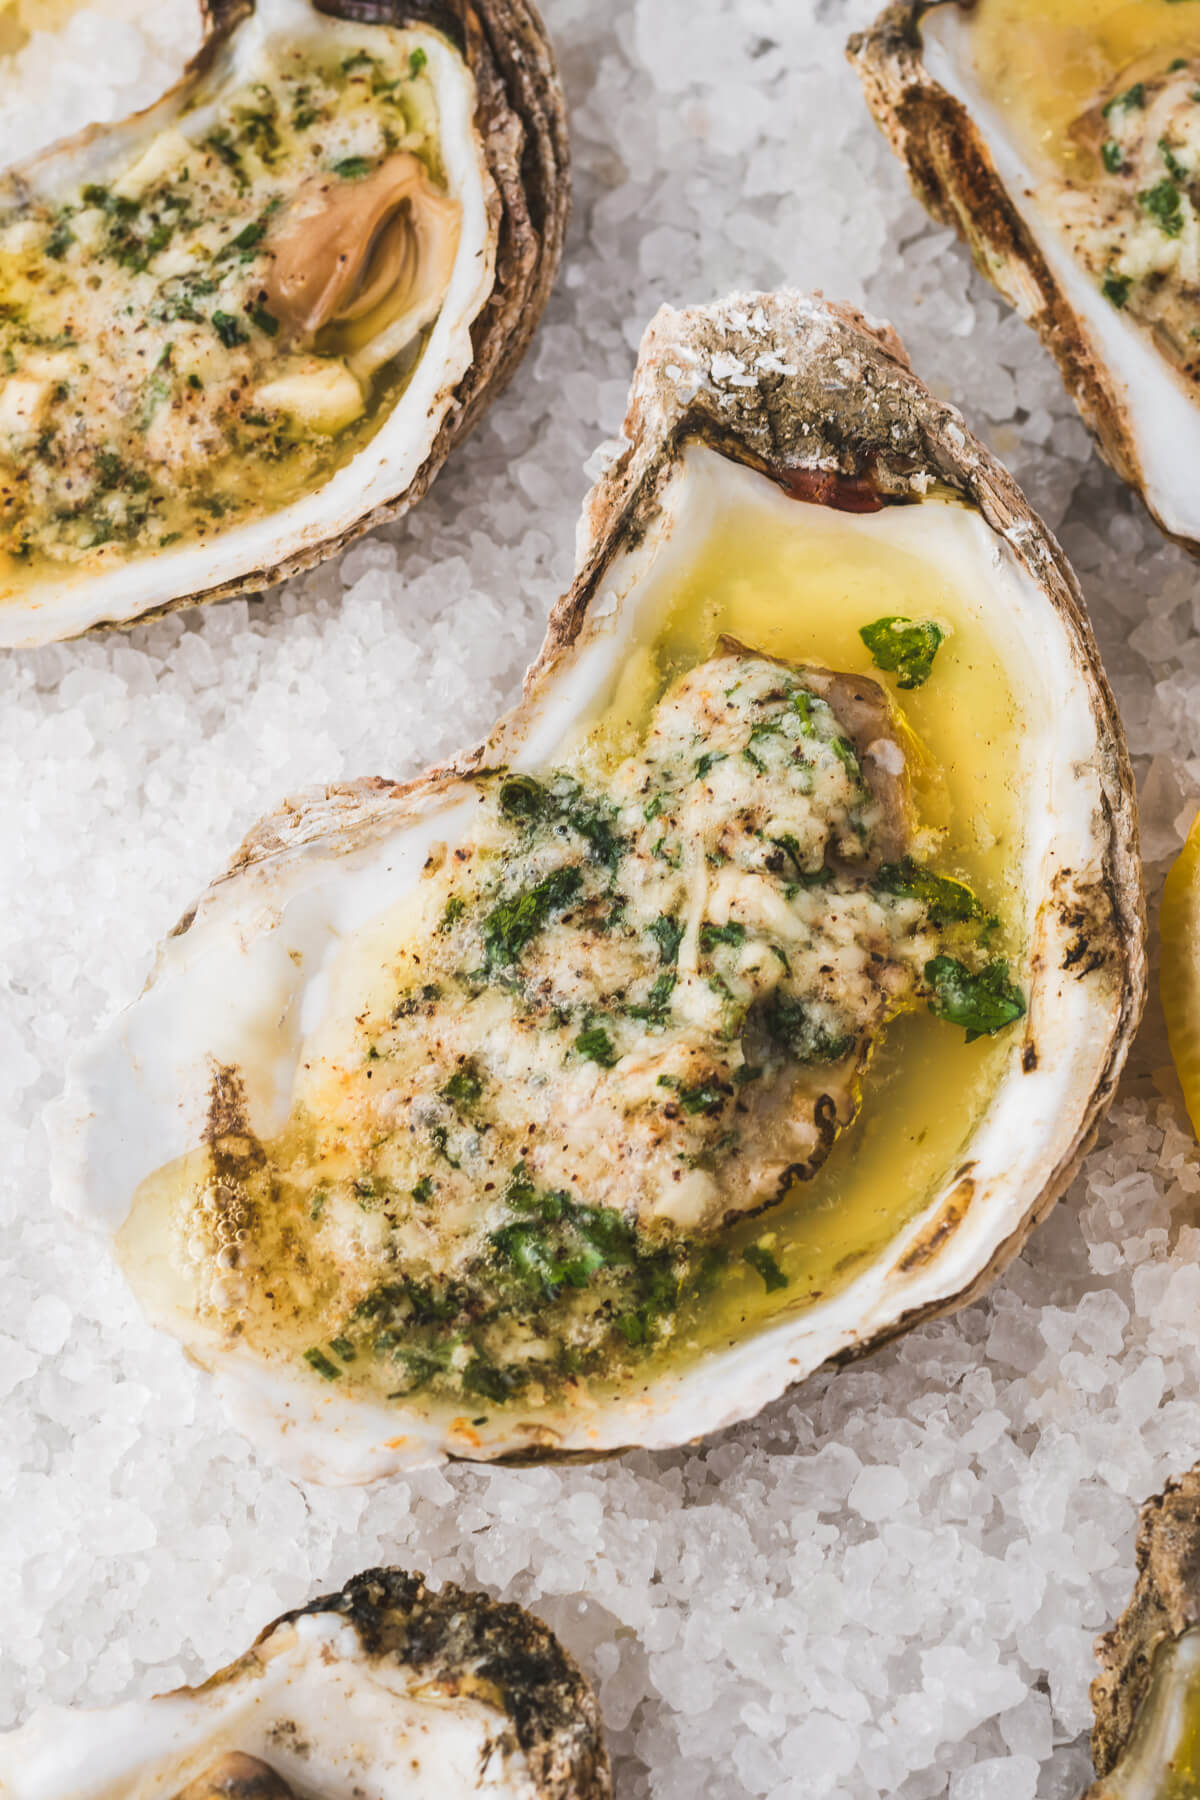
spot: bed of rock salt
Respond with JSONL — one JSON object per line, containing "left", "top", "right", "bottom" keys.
{"left": 1, "top": 3, "right": 1197, "bottom": 1797}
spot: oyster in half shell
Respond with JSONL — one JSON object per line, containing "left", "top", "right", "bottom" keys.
{"left": 0, "top": 1566, "right": 611, "bottom": 1799}
{"left": 59, "top": 291, "right": 1145, "bottom": 1482}
{"left": 0, "top": 0, "right": 567, "bottom": 646}
{"left": 1085, "top": 1465, "right": 1200, "bottom": 1798}
{"left": 848, "top": 0, "right": 1200, "bottom": 554}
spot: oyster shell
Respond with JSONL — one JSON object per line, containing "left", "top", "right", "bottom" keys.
{"left": 848, "top": 1, "right": 1200, "bottom": 554}
{"left": 59, "top": 291, "right": 1146, "bottom": 1481}
{"left": 0, "top": 1566, "right": 611, "bottom": 1799}
{"left": 1085, "top": 1465, "right": 1200, "bottom": 1798}
{"left": 0, "top": 0, "right": 567, "bottom": 647}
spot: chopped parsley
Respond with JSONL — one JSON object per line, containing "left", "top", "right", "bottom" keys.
{"left": 696, "top": 750, "right": 728, "bottom": 779}
{"left": 212, "top": 310, "right": 249, "bottom": 348}
{"left": 924, "top": 956, "right": 1026, "bottom": 1043}
{"left": 1101, "top": 140, "right": 1126, "bottom": 175}
{"left": 764, "top": 992, "right": 854, "bottom": 1065}
{"left": 1103, "top": 82, "right": 1146, "bottom": 117}
{"left": 1160, "top": 137, "right": 1190, "bottom": 183}
{"left": 249, "top": 303, "right": 279, "bottom": 338}
{"left": 648, "top": 914, "right": 685, "bottom": 963}
{"left": 876, "top": 858, "right": 981, "bottom": 926}
{"left": 482, "top": 864, "right": 583, "bottom": 969}
{"left": 442, "top": 1063, "right": 485, "bottom": 1108}
{"left": 625, "top": 970, "right": 676, "bottom": 1024}
{"left": 409, "top": 46, "right": 428, "bottom": 77}
{"left": 743, "top": 1243, "right": 788, "bottom": 1292}
{"left": 45, "top": 219, "right": 75, "bottom": 260}
{"left": 859, "top": 615, "right": 945, "bottom": 688}
{"left": 303, "top": 1347, "right": 342, "bottom": 1381}
{"left": 1139, "top": 177, "right": 1185, "bottom": 237}
{"left": 1102, "top": 272, "right": 1132, "bottom": 310}
{"left": 575, "top": 1024, "right": 619, "bottom": 1067}
{"left": 699, "top": 919, "right": 747, "bottom": 953}
{"left": 333, "top": 155, "right": 373, "bottom": 179}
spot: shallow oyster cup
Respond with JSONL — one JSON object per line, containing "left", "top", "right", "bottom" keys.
{"left": 59, "top": 291, "right": 1146, "bottom": 1481}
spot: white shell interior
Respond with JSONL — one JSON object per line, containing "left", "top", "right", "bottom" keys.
{"left": 920, "top": 4, "right": 1200, "bottom": 544}
{"left": 58, "top": 443, "right": 1126, "bottom": 1483}
{"left": 0, "top": 0, "right": 496, "bottom": 649}
{"left": 0, "top": 1608, "right": 538, "bottom": 1800}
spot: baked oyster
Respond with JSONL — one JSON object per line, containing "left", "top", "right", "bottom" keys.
{"left": 849, "top": 0, "right": 1200, "bottom": 554}
{"left": 59, "top": 291, "right": 1145, "bottom": 1481}
{"left": 1085, "top": 1465, "right": 1200, "bottom": 1798}
{"left": 0, "top": 0, "right": 567, "bottom": 646}
{"left": 0, "top": 1566, "right": 611, "bottom": 1799}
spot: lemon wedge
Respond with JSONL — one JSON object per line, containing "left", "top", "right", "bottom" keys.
{"left": 1161, "top": 810, "right": 1200, "bottom": 1137}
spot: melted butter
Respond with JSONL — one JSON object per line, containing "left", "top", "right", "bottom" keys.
{"left": 118, "top": 490, "right": 1027, "bottom": 1415}
{"left": 963, "top": 0, "right": 1200, "bottom": 178}
{"left": 572, "top": 493, "right": 1022, "bottom": 1371}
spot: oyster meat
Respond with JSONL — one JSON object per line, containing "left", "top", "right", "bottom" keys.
{"left": 1085, "top": 1465, "right": 1200, "bottom": 1799}
{"left": 849, "top": 0, "right": 1200, "bottom": 554}
{"left": 59, "top": 291, "right": 1145, "bottom": 1481}
{"left": 0, "top": 0, "right": 567, "bottom": 646}
{"left": 0, "top": 1567, "right": 611, "bottom": 1800}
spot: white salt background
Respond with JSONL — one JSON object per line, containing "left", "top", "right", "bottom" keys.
{"left": 0, "top": 3, "right": 1197, "bottom": 1797}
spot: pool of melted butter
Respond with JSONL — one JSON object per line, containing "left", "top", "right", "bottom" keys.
{"left": 961, "top": 0, "right": 1200, "bottom": 180}
{"left": 119, "top": 484, "right": 1029, "bottom": 1417}
{"left": 560, "top": 491, "right": 1024, "bottom": 1372}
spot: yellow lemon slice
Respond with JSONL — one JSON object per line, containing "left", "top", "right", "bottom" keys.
{"left": 1161, "top": 811, "right": 1200, "bottom": 1139}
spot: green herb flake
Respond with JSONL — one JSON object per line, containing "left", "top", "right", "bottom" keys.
{"left": 648, "top": 914, "right": 684, "bottom": 963}
{"left": 925, "top": 955, "right": 1027, "bottom": 1043}
{"left": 625, "top": 969, "right": 676, "bottom": 1023}
{"left": 696, "top": 750, "right": 727, "bottom": 780}
{"left": 439, "top": 894, "right": 467, "bottom": 933}
{"left": 765, "top": 992, "right": 854, "bottom": 1065}
{"left": 575, "top": 1024, "right": 618, "bottom": 1067}
{"left": 658, "top": 1074, "right": 728, "bottom": 1115}
{"left": 45, "top": 219, "right": 75, "bottom": 260}
{"left": 1161, "top": 136, "right": 1190, "bottom": 181}
{"left": 1102, "top": 271, "right": 1132, "bottom": 309}
{"left": 303, "top": 1347, "right": 341, "bottom": 1381}
{"left": 483, "top": 864, "right": 582, "bottom": 969}
{"left": 411, "top": 1175, "right": 434, "bottom": 1202}
{"left": 743, "top": 718, "right": 783, "bottom": 772}
{"left": 441, "top": 1062, "right": 485, "bottom": 1108}
{"left": 1101, "top": 140, "right": 1126, "bottom": 174}
{"left": 333, "top": 155, "right": 372, "bottom": 179}
{"left": 212, "top": 310, "right": 249, "bottom": 348}
{"left": 409, "top": 46, "right": 428, "bottom": 77}
{"left": 498, "top": 773, "right": 549, "bottom": 822}
{"left": 859, "top": 615, "right": 945, "bottom": 688}
{"left": 876, "top": 857, "right": 982, "bottom": 926}
{"left": 699, "top": 919, "right": 746, "bottom": 953}
{"left": 743, "top": 1243, "right": 788, "bottom": 1292}
{"left": 1103, "top": 82, "right": 1146, "bottom": 117}
{"left": 1139, "top": 177, "right": 1184, "bottom": 236}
